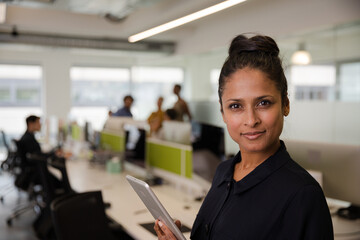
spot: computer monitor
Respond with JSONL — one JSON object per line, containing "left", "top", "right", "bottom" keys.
{"left": 162, "top": 121, "right": 191, "bottom": 145}
{"left": 84, "top": 121, "right": 92, "bottom": 143}
{"left": 191, "top": 121, "right": 225, "bottom": 182}
{"left": 123, "top": 123, "right": 146, "bottom": 169}
{"left": 285, "top": 139, "right": 360, "bottom": 219}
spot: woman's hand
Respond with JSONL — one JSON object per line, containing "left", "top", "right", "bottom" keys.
{"left": 154, "top": 219, "right": 182, "bottom": 240}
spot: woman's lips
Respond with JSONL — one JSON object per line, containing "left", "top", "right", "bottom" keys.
{"left": 241, "top": 131, "right": 266, "bottom": 140}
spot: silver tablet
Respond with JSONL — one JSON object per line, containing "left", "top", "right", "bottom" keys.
{"left": 126, "top": 175, "right": 186, "bottom": 240}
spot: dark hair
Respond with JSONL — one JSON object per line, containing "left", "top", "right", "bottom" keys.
{"left": 218, "top": 34, "right": 288, "bottom": 108}
{"left": 174, "top": 84, "right": 181, "bottom": 91}
{"left": 123, "top": 95, "right": 134, "bottom": 102}
{"left": 26, "top": 115, "right": 40, "bottom": 126}
{"left": 165, "top": 108, "right": 177, "bottom": 120}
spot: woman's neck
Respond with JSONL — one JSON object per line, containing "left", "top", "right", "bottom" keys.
{"left": 234, "top": 141, "right": 281, "bottom": 181}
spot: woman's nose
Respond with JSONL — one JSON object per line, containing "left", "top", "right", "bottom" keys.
{"left": 244, "top": 108, "right": 260, "bottom": 127}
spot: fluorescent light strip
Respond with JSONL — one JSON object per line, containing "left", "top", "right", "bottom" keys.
{"left": 128, "top": 0, "right": 247, "bottom": 43}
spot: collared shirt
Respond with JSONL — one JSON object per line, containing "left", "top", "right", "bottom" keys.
{"left": 190, "top": 141, "right": 333, "bottom": 240}
{"left": 112, "top": 107, "right": 132, "bottom": 117}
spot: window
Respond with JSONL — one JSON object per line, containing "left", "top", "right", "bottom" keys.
{"left": 131, "top": 66, "right": 184, "bottom": 120}
{"left": 70, "top": 67, "right": 131, "bottom": 130}
{"left": 339, "top": 62, "right": 360, "bottom": 102}
{"left": 0, "top": 64, "right": 41, "bottom": 106}
{"left": 0, "top": 64, "right": 42, "bottom": 140}
{"left": 290, "top": 65, "right": 336, "bottom": 101}
{"left": 210, "top": 69, "right": 221, "bottom": 101}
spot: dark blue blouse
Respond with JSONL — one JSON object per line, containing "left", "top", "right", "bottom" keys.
{"left": 190, "top": 141, "right": 333, "bottom": 240}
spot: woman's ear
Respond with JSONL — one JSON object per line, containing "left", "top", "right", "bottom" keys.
{"left": 283, "top": 96, "right": 290, "bottom": 116}
{"left": 219, "top": 101, "right": 226, "bottom": 123}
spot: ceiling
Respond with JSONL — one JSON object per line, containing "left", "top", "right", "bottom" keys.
{"left": 2, "top": 0, "right": 162, "bottom": 22}
{"left": 0, "top": 0, "right": 360, "bottom": 55}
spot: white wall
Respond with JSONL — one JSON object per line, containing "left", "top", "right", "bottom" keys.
{"left": 283, "top": 101, "right": 360, "bottom": 145}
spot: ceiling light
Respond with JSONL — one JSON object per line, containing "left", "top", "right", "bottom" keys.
{"left": 291, "top": 43, "right": 312, "bottom": 65}
{"left": 128, "top": 0, "right": 247, "bottom": 43}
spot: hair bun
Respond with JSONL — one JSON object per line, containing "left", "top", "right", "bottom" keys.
{"left": 229, "top": 35, "right": 279, "bottom": 57}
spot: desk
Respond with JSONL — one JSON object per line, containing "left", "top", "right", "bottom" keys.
{"left": 65, "top": 160, "right": 201, "bottom": 240}
{"left": 64, "top": 159, "right": 360, "bottom": 240}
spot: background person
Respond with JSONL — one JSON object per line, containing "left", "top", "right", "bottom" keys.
{"left": 112, "top": 95, "right": 134, "bottom": 117}
{"left": 19, "top": 115, "right": 42, "bottom": 159}
{"left": 147, "top": 97, "right": 165, "bottom": 136}
{"left": 17, "top": 115, "right": 64, "bottom": 189}
{"left": 150, "top": 108, "right": 178, "bottom": 139}
{"left": 154, "top": 34, "right": 333, "bottom": 239}
{"left": 172, "top": 84, "right": 192, "bottom": 121}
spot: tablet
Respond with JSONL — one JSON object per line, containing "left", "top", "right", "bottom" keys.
{"left": 126, "top": 175, "right": 186, "bottom": 240}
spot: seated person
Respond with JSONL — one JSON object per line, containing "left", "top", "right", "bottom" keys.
{"left": 150, "top": 108, "right": 177, "bottom": 139}
{"left": 112, "top": 95, "right": 134, "bottom": 117}
{"left": 17, "top": 115, "right": 63, "bottom": 189}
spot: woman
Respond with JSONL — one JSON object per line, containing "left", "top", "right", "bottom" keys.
{"left": 173, "top": 84, "right": 192, "bottom": 121}
{"left": 148, "top": 97, "right": 165, "bottom": 136}
{"left": 154, "top": 34, "right": 333, "bottom": 239}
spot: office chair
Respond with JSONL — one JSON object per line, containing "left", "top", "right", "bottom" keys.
{"left": 27, "top": 153, "right": 74, "bottom": 240}
{"left": 0, "top": 130, "right": 18, "bottom": 203}
{"left": 4, "top": 138, "right": 42, "bottom": 227}
{"left": 51, "top": 191, "right": 127, "bottom": 240}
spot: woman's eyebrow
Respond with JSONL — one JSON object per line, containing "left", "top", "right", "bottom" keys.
{"left": 255, "top": 95, "right": 273, "bottom": 101}
{"left": 226, "top": 95, "right": 273, "bottom": 101}
{"left": 225, "top": 98, "right": 243, "bottom": 103}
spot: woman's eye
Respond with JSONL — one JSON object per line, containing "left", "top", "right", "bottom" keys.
{"left": 229, "top": 104, "right": 240, "bottom": 109}
{"left": 258, "top": 100, "right": 271, "bottom": 107}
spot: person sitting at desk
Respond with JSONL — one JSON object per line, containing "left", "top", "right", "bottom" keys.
{"left": 150, "top": 108, "right": 177, "bottom": 139}
{"left": 154, "top": 34, "right": 333, "bottom": 239}
{"left": 112, "top": 95, "right": 134, "bottom": 117}
{"left": 17, "top": 115, "right": 63, "bottom": 188}
{"left": 19, "top": 115, "right": 44, "bottom": 164}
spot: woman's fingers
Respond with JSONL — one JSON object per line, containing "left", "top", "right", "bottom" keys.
{"left": 154, "top": 219, "right": 178, "bottom": 240}
{"left": 154, "top": 219, "right": 164, "bottom": 237}
{"left": 175, "top": 220, "right": 181, "bottom": 230}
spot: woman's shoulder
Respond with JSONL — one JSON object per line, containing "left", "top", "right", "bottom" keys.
{"left": 276, "top": 156, "right": 322, "bottom": 192}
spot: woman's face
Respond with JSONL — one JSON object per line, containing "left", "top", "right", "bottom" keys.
{"left": 221, "top": 67, "right": 289, "bottom": 155}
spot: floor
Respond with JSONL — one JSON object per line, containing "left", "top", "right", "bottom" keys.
{"left": 0, "top": 171, "right": 39, "bottom": 240}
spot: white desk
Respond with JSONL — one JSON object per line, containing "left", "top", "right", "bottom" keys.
{"left": 65, "top": 160, "right": 201, "bottom": 240}
{"left": 64, "top": 159, "right": 360, "bottom": 240}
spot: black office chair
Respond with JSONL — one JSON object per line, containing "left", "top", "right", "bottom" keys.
{"left": 28, "top": 153, "right": 74, "bottom": 240}
{"left": 0, "top": 130, "right": 18, "bottom": 203}
{"left": 4, "top": 138, "right": 42, "bottom": 227}
{"left": 51, "top": 191, "right": 131, "bottom": 240}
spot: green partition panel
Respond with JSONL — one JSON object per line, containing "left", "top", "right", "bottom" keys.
{"left": 71, "top": 124, "right": 82, "bottom": 141}
{"left": 146, "top": 140, "right": 192, "bottom": 178}
{"left": 100, "top": 131, "right": 126, "bottom": 152}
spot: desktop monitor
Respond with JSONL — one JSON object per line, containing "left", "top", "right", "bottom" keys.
{"left": 285, "top": 139, "right": 360, "bottom": 219}
{"left": 84, "top": 121, "right": 93, "bottom": 143}
{"left": 103, "top": 116, "right": 133, "bottom": 133}
{"left": 162, "top": 121, "right": 191, "bottom": 145}
{"left": 123, "top": 123, "right": 146, "bottom": 169}
{"left": 191, "top": 121, "right": 225, "bottom": 182}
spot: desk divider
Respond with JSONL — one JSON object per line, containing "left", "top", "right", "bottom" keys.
{"left": 100, "top": 131, "right": 126, "bottom": 152}
{"left": 146, "top": 138, "right": 192, "bottom": 178}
